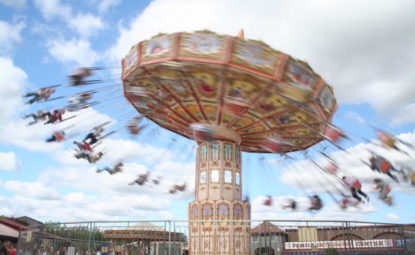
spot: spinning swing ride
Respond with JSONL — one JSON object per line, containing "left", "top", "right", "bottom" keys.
{"left": 120, "top": 30, "right": 337, "bottom": 255}
{"left": 21, "top": 30, "right": 415, "bottom": 255}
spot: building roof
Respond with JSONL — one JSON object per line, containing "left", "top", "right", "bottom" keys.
{"left": 0, "top": 218, "right": 30, "bottom": 231}
{"left": 251, "top": 221, "right": 285, "bottom": 234}
{"left": 0, "top": 223, "right": 19, "bottom": 238}
{"left": 15, "top": 216, "right": 43, "bottom": 227}
{"left": 128, "top": 222, "right": 165, "bottom": 231}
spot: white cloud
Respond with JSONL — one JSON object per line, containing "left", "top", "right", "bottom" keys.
{"left": 38, "top": 158, "right": 194, "bottom": 197}
{"left": 4, "top": 181, "right": 61, "bottom": 200}
{"left": 386, "top": 213, "right": 400, "bottom": 221}
{"left": 0, "top": 152, "right": 20, "bottom": 171}
{"left": 69, "top": 13, "right": 104, "bottom": 38}
{"left": 391, "top": 103, "right": 415, "bottom": 126}
{"left": 0, "top": 116, "right": 195, "bottom": 221}
{"left": 0, "top": 57, "right": 27, "bottom": 122}
{"left": 0, "top": 0, "right": 26, "bottom": 8}
{"left": 34, "top": 0, "right": 103, "bottom": 37}
{"left": 34, "top": 0, "right": 71, "bottom": 20}
{"left": 155, "top": 210, "right": 174, "bottom": 220}
{"left": 3, "top": 193, "right": 128, "bottom": 221}
{"left": 48, "top": 38, "right": 99, "bottom": 66}
{"left": 0, "top": 206, "right": 13, "bottom": 217}
{"left": 93, "top": 138, "right": 175, "bottom": 163}
{"left": 344, "top": 111, "right": 366, "bottom": 126}
{"left": 0, "top": 19, "right": 25, "bottom": 55}
{"left": 98, "top": 0, "right": 121, "bottom": 14}
{"left": 107, "top": 0, "right": 415, "bottom": 123}
{"left": 0, "top": 149, "right": 194, "bottom": 221}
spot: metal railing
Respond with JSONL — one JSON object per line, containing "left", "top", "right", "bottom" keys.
{"left": 16, "top": 220, "right": 415, "bottom": 255}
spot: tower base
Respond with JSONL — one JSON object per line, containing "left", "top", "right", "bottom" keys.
{"left": 189, "top": 140, "right": 251, "bottom": 255}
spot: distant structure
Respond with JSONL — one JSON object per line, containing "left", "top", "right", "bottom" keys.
{"left": 251, "top": 222, "right": 285, "bottom": 255}
{"left": 103, "top": 222, "right": 186, "bottom": 254}
{"left": 250, "top": 221, "right": 415, "bottom": 255}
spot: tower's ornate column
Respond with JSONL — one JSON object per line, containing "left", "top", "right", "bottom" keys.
{"left": 189, "top": 141, "right": 250, "bottom": 255}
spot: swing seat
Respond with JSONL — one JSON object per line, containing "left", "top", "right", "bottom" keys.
{"left": 128, "top": 125, "right": 141, "bottom": 135}
{"left": 310, "top": 205, "right": 322, "bottom": 211}
{"left": 54, "top": 132, "right": 65, "bottom": 141}
{"left": 352, "top": 181, "right": 362, "bottom": 189}
{"left": 191, "top": 124, "right": 216, "bottom": 141}
{"left": 383, "top": 140, "right": 396, "bottom": 148}
{"left": 410, "top": 173, "right": 415, "bottom": 185}
{"left": 261, "top": 137, "right": 293, "bottom": 153}
{"left": 383, "top": 196, "right": 393, "bottom": 206}
{"left": 191, "top": 123, "right": 242, "bottom": 143}
{"left": 323, "top": 126, "right": 343, "bottom": 142}
{"left": 377, "top": 132, "right": 400, "bottom": 149}
{"left": 325, "top": 162, "right": 338, "bottom": 174}
{"left": 379, "top": 160, "right": 391, "bottom": 172}
{"left": 81, "top": 142, "right": 92, "bottom": 151}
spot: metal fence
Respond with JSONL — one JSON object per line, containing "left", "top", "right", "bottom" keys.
{"left": 16, "top": 220, "right": 415, "bottom": 255}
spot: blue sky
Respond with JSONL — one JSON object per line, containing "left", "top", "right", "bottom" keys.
{"left": 0, "top": 0, "right": 414, "bottom": 224}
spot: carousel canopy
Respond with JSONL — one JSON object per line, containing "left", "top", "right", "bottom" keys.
{"left": 122, "top": 30, "right": 337, "bottom": 153}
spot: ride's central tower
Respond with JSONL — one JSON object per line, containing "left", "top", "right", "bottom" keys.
{"left": 189, "top": 140, "right": 250, "bottom": 255}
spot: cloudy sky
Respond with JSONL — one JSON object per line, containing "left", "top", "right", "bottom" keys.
{"left": 0, "top": 0, "right": 414, "bottom": 224}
